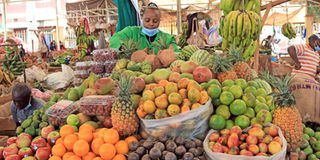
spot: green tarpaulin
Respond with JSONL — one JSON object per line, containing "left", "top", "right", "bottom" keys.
{"left": 114, "top": 0, "right": 139, "bottom": 32}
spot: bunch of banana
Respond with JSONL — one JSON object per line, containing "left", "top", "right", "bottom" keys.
{"left": 220, "top": 0, "right": 261, "bottom": 15}
{"left": 221, "top": 10, "right": 262, "bottom": 51}
{"left": 281, "top": 22, "right": 296, "bottom": 39}
{"left": 178, "top": 22, "right": 188, "bottom": 48}
{"left": 243, "top": 40, "right": 258, "bottom": 61}
{"left": 0, "top": 69, "right": 13, "bottom": 87}
{"left": 2, "top": 53, "right": 27, "bottom": 76}
{"left": 218, "top": 16, "right": 225, "bottom": 36}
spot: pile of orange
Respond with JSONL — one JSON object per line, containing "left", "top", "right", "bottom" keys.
{"left": 136, "top": 79, "right": 209, "bottom": 119}
{"left": 49, "top": 124, "right": 138, "bottom": 160}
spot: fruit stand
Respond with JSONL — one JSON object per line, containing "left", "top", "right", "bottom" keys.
{"left": 0, "top": 0, "right": 318, "bottom": 159}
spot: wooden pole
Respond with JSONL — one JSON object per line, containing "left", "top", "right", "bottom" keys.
{"left": 254, "top": 2, "right": 272, "bottom": 71}
{"left": 305, "top": 0, "right": 313, "bottom": 43}
{"left": 105, "top": 0, "right": 110, "bottom": 23}
{"left": 177, "top": 0, "right": 182, "bottom": 34}
{"left": 55, "top": 0, "right": 60, "bottom": 50}
{"left": 2, "top": 0, "right": 7, "bottom": 40}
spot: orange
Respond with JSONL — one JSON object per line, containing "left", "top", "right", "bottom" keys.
{"left": 143, "top": 100, "right": 156, "bottom": 114}
{"left": 104, "top": 129, "right": 119, "bottom": 144}
{"left": 99, "top": 143, "right": 116, "bottom": 160}
{"left": 79, "top": 130, "right": 93, "bottom": 143}
{"left": 63, "top": 152, "right": 75, "bottom": 160}
{"left": 125, "top": 136, "right": 138, "bottom": 145}
{"left": 83, "top": 152, "right": 96, "bottom": 160}
{"left": 179, "top": 89, "right": 188, "bottom": 99}
{"left": 115, "top": 140, "right": 129, "bottom": 154}
{"left": 52, "top": 143, "right": 66, "bottom": 157}
{"left": 63, "top": 134, "right": 78, "bottom": 151}
{"left": 158, "top": 80, "right": 168, "bottom": 87}
{"left": 93, "top": 132, "right": 99, "bottom": 139}
{"left": 55, "top": 137, "right": 64, "bottom": 145}
{"left": 181, "top": 105, "right": 190, "bottom": 113}
{"left": 91, "top": 138, "right": 105, "bottom": 155}
{"left": 73, "top": 140, "right": 90, "bottom": 156}
{"left": 79, "top": 124, "right": 95, "bottom": 133}
{"left": 93, "top": 157, "right": 103, "bottom": 160}
{"left": 113, "top": 154, "right": 126, "bottom": 160}
{"left": 60, "top": 125, "right": 75, "bottom": 138}
{"left": 98, "top": 128, "right": 108, "bottom": 138}
{"left": 49, "top": 156, "right": 62, "bottom": 160}
{"left": 69, "top": 155, "right": 81, "bottom": 160}
{"left": 136, "top": 106, "right": 147, "bottom": 118}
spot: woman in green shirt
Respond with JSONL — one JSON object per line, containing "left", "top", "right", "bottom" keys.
{"left": 109, "top": 3, "right": 180, "bottom": 54}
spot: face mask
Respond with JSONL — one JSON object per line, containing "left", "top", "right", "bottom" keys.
{"left": 315, "top": 46, "right": 320, "bottom": 52}
{"left": 142, "top": 27, "right": 159, "bottom": 37}
{"left": 24, "top": 97, "right": 32, "bottom": 110}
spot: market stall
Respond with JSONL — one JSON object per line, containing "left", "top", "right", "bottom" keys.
{"left": 0, "top": 0, "right": 320, "bottom": 159}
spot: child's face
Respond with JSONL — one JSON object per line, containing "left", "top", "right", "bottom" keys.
{"left": 13, "top": 94, "right": 30, "bottom": 110}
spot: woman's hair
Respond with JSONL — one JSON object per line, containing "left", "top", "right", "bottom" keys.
{"left": 186, "top": 13, "right": 198, "bottom": 40}
{"left": 12, "top": 83, "right": 31, "bottom": 98}
{"left": 142, "top": 2, "right": 161, "bottom": 16}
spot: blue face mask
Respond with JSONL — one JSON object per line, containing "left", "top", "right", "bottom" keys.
{"left": 24, "top": 97, "right": 32, "bottom": 110}
{"left": 315, "top": 46, "right": 320, "bottom": 52}
{"left": 142, "top": 27, "right": 159, "bottom": 37}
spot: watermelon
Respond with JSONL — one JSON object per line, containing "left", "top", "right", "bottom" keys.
{"left": 181, "top": 45, "right": 199, "bottom": 60}
{"left": 254, "top": 79, "right": 273, "bottom": 94}
{"left": 170, "top": 60, "right": 186, "bottom": 68}
{"left": 189, "top": 49, "right": 214, "bottom": 68}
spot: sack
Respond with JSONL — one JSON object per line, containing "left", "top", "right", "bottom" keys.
{"left": 289, "top": 73, "right": 320, "bottom": 123}
{"left": 204, "top": 124, "right": 287, "bottom": 160}
{"left": 0, "top": 101, "right": 12, "bottom": 117}
{"left": 140, "top": 98, "right": 213, "bottom": 140}
{"left": 44, "top": 64, "right": 74, "bottom": 90}
{"left": 187, "top": 18, "right": 206, "bottom": 48}
{"left": 25, "top": 66, "right": 47, "bottom": 82}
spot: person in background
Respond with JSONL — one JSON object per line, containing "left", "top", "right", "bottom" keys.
{"left": 11, "top": 83, "right": 45, "bottom": 126}
{"left": 35, "top": 32, "right": 48, "bottom": 60}
{"left": 288, "top": 34, "right": 320, "bottom": 78}
{"left": 20, "top": 44, "right": 26, "bottom": 61}
{"left": 59, "top": 41, "right": 66, "bottom": 50}
{"left": 109, "top": 2, "right": 179, "bottom": 54}
{"left": 50, "top": 40, "right": 57, "bottom": 51}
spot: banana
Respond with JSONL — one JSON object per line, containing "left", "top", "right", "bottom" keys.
{"left": 222, "top": 37, "right": 229, "bottom": 50}
{"left": 0, "top": 70, "right": 3, "bottom": 82}
{"left": 248, "top": 12, "right": 258, "bottom": 39}
{"left": 245, "top": 0, "right": 254, "bottom": 11}
{"left": 241, "top": 13, "right": 252, "bottom": 40}
{"left": 253, "top": 0, "right": 261, "bottom": 14}
{"left": 225, "top": 0, "right": 236, "bottom": 14}
{"left": 236, "top": 12, "right": 244, "bottom": 37}
{"left": 233, "top": 0, "right": 241, "bottom": 10}
{"left": 229, "top": 10, "right": 240, "bottom": 37}
{"left": 223, "top": 11, "right": 233, "bottom": 39}
{"left": 244, "top": 0, "right": 249, "bottom": 10}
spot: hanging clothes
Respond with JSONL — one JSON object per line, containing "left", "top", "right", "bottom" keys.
{"left": 114, "top": 0, "right": 141, "bottom": 32}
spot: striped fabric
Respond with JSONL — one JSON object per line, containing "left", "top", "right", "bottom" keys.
{"left": 292, "top": 44, "right": 319, "bottom": 77}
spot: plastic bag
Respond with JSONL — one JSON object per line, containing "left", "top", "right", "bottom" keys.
{"left": 203, "top": 124, "right": 287, "bottom": 160}
{"left": 140, "top": 98, "right": 213, "bottom": 140}
{"left": 25, "top": 66, "right": 47, "bottom": 82}
{"left": 44, "top": 64, "right": 74, "bottom": 90}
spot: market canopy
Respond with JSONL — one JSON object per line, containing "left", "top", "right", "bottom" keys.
{"left": 264, "top": 7, "right": 305, "bottom": 26}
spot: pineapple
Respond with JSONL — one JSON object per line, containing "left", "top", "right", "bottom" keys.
{"left": 262, "top": 73, "right": 303, "bottom": 152}
{"left": 212, "top": 54, "right": 238, "bottom": 83}
{"left": 111, "top": 75, "right": 139, "bottom": 136}
{"left": 229, "top": 44, "right": 253, "bottom": 80}
{"left": 118, "top": 39, "right": 139, "bottom": 59}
